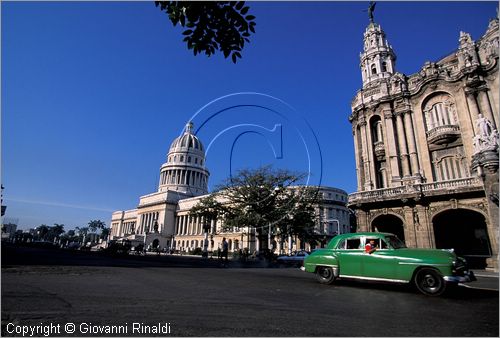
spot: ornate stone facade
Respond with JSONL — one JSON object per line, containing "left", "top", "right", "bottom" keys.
{"left": 348, "top": 17, "right": 499, "bottom": 270}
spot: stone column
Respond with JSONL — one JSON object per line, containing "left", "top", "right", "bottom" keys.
{"left": 359, "top": 120, "right": 373, "bottom": 190}
{"left": 383, "top": 110, "right": 401, "bottom": 183}
{"left": 477, "top": 89, "right": 497, "bottom": 129}
{"left": 402, "top": 206, "right": 417, "bottom": 248}
{"left": 466, "top": 91, "right": 481, "bottom": 133}
{"left": 356, "top": 210, "right": 370, "bottom": 232}
{"left": 353, "top": 127, "right": 363, "bottom": 191}
{"left": 365, "top": 119, "right": 378, "bottom": 190}
{"left": 404, "top": 111, "right": 420, "bottom": 176}
{"left": 187, "top": 216, "right": 192, "bottom": 235}
{"left": 476, "top": 154, "right": 499, "bottom": 271}
{"left": 395, "top": 112, "right": 411, "bottom": 177}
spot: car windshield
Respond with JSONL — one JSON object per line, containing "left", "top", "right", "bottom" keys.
{"left": 385, "top": 235, "right": 406, "bottom": 249}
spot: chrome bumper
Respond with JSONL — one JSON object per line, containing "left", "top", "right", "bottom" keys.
{"left": 443, "top": 270, "right": 476, "bottom": 283}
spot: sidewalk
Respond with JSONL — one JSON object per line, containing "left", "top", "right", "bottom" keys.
{"left": 465, "top": 269, "right": 499, "bottom": 291}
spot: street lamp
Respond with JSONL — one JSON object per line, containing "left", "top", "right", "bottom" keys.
{"left": 331, "top": 219, "right": 340, "bottom": 236}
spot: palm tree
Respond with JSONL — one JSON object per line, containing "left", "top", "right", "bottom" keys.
{"left": 88, "top": 220, "right": 106, "bottom": 233}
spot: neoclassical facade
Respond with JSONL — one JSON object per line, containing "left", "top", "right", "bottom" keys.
{"left": 348, "top": 17, "right": 499, "bottom": 270}
{"left": 110, "top": 122, "right": 350, "bottom": 254}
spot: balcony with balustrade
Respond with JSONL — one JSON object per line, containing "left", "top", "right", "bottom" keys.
{"left": 426, "top": 125, "right": 461, "bottom": 145}
{"left": 348, "top": 177, "right": 483, "bottom": 205}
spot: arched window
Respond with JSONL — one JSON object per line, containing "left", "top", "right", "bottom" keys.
{"left": 371, "top": 64, "right": 377, "bottom": 75}
{"left": 370, "top": 117, "right": 383, "bottom": 143}
{"left": 431, "top": 146, "right": 468, "bottom": 182}
{"left": 381, "top": 62, "right": 387, "bottom": 72}
{"left": 423, "top": 93, "right": 457, "bottom": 131}
{"left": 180, "top": 155, "right": 184, "bottom": 162}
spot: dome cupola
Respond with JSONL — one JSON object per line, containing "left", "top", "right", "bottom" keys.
{"left": 158, "top": 122, "right": 209, "bottom": 196}
{"left": 169, "top": 122, "right": 205, "bottom": 153}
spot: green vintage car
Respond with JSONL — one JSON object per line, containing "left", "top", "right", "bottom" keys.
{"left": 303, "top": 232, "right": 476, "bottom": 296}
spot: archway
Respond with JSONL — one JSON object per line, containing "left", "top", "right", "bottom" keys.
{"left": 433, "top": 209, "right": 491, "bottom": 268}
{"left": 371, "top": 214, "right": 405, "bottom": 243}
{"left": 152, "top": 239, "right": 159, "bottom": 249}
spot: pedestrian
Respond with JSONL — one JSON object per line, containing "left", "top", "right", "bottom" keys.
{"left": 222, "top": 237, "right": 229, "bottom": 265}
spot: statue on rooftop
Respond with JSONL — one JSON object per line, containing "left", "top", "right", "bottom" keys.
{"left": 367, "top": 1, "right": 376, "bottom": 23}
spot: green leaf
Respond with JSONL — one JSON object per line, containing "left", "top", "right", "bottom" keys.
{"left": 236, "top": 1, "right": 244, "bottom": 10}
{"left": 182, "top": 29, "right": 193, "bottom": 35}
{"left": 240, "top": 6, "right": 249, "bottom": 15}
{"left": 231, "top": 53, "right": 237, "bottom": 63}
{"left": 245, "top": 15, "right": 255, "bottom": 21}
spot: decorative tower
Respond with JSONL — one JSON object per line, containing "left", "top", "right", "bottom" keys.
{"left": 158, "top": 122, "right": 210, "bottom": 196}
{"left": 359, "top": 8, "right": 396, "bottom": 87}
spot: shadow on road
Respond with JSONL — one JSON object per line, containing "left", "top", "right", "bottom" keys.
{"left": 1, "top": 243, "right": 271, "bottom": 269}
{"left": 308, "top": 275, "right": 499, "bottom": 299}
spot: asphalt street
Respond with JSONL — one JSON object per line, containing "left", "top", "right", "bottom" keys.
{"left": 1, "top": 245, "right": 499, "bottom": 337}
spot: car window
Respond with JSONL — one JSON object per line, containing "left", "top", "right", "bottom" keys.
{"left": 337, "top": 239, "right": 346, "bottom": 249}
{"left": 380, "top": 239, "right": 388, "bottom": 249}
{"left": 346, "top": 238, "right": 361, "bottom": 250}
{"left": 385, "top": 235, "right": 406, "bottom": 249}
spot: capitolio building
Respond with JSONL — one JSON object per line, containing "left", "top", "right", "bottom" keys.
{"left": 109, "top": 122, "right": 351, "bottom": 254}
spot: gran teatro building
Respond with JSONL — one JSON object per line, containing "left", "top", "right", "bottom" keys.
{"left": 348, "top": 16, "right": 499, "bottom": 270}
{"left": 109, "top": 122, "right": 351, "bottom": 254}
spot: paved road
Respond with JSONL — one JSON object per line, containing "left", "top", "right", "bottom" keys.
{"left": 2, "top": 245, "right": 498, "bottom": 337}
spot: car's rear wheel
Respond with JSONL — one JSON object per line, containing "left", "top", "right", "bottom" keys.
{"left": 316, "top": 266, "right": 336, "bottom": 284}
{"left": 414, "top": 268, "right": 446, "bottom": 296}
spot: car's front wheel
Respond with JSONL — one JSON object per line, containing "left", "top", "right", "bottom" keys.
{"left": 414, "top": 268, "right": 446, "bottom": 296}
{"left": 316, "top": 266, "right": 336, "bottom": 284}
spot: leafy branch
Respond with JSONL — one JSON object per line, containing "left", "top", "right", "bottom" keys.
{"left": 155, "top": 1, "right": 257, "bottom": 63}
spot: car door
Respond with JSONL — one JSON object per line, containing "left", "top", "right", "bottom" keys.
{"left": 362, "top": 237, "right": 398, "bottom": 280}
{"left": 336, "top": 237, "right": 364, "bottom": 277}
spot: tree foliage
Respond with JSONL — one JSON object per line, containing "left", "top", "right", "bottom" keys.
{"left": 34, "top": 224, "right": 65, "bottom": 242}
{"left": 155, "top": 1, "right": 256, "bottom": 63}
{"left": 190, "top": 166, "right": 321, "bottom": 243}
{"left": 88, "top": 219, "right": 106, "bottom": 233}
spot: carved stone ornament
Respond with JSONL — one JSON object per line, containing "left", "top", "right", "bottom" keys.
{"left": 473, "top": 114, "right": 499, "bottom": 154}
{"left": 368, "top": 208, "right": 405, "bottom": 223}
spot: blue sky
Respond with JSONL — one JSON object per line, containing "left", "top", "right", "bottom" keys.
{"left": 2, "top": 1, "right": 497, "bottom": 230}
